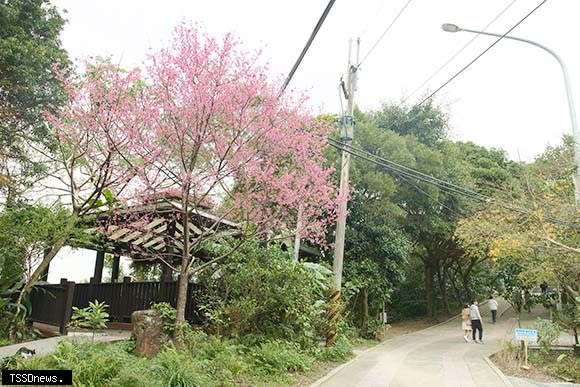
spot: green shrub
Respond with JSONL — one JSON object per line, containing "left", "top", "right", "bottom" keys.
{"left": 534, "top": 318, "right": 561, "bottom": 354}
{"left": 249, "top": 340, "right": 315, "bottom": 375}
{"left": 314, "top": 336, "right": 353, "bottom": 362}
{"left": 198, "top": 242, "right": 332, "bottom": 347}
{"left": 547, "top": 352, "right": 580, "bottom": 381}
{"left": 48, "top": 340, "right": 134, "bottom": 385}
{"left": 69, "top": 300, "right": 109, "bottom": 341}
{"left": 109, "top": 357, "right": 150, "bottom": 387}
{"left": 203, "top": 343, "right": 250, "bottom": 385}
{"left": 151, "top": 346, "right": 211, "bottom": 387}
{"left": 151, "top": 302, "right": 177, "bottom": 335}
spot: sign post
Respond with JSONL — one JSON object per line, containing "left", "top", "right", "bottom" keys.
{"left": 514, "top": 328, "right": 538, "bottom": 370}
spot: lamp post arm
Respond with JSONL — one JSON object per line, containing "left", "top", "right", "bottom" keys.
{"left": 461, "top": 27, "right": 580, "bottom": 206}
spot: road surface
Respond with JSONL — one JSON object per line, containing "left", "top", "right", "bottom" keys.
{"left": 314, "top": 300, "right": 516, "bottom": 387}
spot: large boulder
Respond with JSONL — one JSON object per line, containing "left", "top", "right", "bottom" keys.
{"left": 131, "top": 309, "right": 167, "bottom": 357}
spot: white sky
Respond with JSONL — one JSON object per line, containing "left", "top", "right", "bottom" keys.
{"left": 47, "top": 0, "right": 579, "bottom": 281}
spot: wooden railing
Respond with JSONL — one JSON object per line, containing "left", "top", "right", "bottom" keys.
{"left": 30, "top": 279, "right": 75, "bottom": 335}
{"left": 30, "top": 278, "right": 204, "bottom": 334}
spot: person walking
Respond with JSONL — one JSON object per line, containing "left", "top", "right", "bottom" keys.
{"left": 488, "top": 295, "right": 498, "bottom": 323}
{"left": 461, "top": 304, "right": 472, "bottom": 342}
{"left": 470, "top": 300, "right": 483, "bottom": 343}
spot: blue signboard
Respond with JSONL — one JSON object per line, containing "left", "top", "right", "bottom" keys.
{"left": 514, "top": 328, "right": 538, "bottom": 342}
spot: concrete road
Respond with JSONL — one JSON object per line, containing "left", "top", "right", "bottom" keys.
{"left": 314, "top": 300, "right": 516, "bottom": 387}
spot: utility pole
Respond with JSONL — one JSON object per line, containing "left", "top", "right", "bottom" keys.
{"left": 327, "top": 38, "right": 359, "bottom": 346}
{"left": 293, "top": 206, "right": 302, "bottom": 261}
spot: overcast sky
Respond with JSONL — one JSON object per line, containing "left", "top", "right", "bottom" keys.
{"left": 48, "top": 0, "right": 579, "bottom": 281}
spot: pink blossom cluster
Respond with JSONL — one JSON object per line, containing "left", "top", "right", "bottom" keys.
{"left": 47, "top": 22, "right": 339, "bottom": 246}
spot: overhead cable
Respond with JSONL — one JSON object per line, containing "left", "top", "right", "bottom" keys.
{"left": 327, "top": 138, "right": 579, "bottom": 228}
{"left": 403, "top": 0, "right": 518, "bottom": 104}
{"left": 278, "top": 0, "right": 337, "bottom": 97}
{"left": 417, "top": 0, "right": 548, "bottom": 106}
{"left": 358, "top": 0, "right": 413, "bottom": 66}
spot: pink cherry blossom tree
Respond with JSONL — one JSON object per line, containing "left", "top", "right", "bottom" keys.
{"left": 34, "top": 24, "right": 337, "bottom": 335}
{"left": 136, "top": 23, "right": 338, "bottom": 329}
{"left": 14, "top": 59, "right": 149, "bottom": 311}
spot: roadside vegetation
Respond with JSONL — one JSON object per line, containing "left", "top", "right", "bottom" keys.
{"left": 3, "top": 244, "right": 354, "bottom": 386}
{"left": 493, "top": 342, "right": 579, "bottom": 383}
{"left": 0, "top": 1, "right": 577, "bottom": 386}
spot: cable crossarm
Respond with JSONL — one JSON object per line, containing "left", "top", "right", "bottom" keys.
{"left": 327, "top": 138, "right": 580, "bottom": 229}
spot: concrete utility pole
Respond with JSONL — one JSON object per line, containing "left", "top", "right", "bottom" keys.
{"left": 333, "top": 38, "right": 360, "bottom": 289}
{"left": 327, "top": 38, "right": 359, "bottom": 346}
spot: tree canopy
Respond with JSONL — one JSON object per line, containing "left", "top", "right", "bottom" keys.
{"left": 0, "top": 0, "right": 70, "bottom": 203}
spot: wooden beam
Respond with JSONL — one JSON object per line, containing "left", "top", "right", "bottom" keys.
{"left": 109, "top": 228, "right": 131, "bottom": 240}
{"left": 143, "top": 218, "right": 165, "bottom": 230}
{"left": 111, "top": 254, "right": 120, "bottom": 283}
{"left": 143, "top": 236, "right": 164, "bottom": 248}
{"left": 151, "top": 242, "right": 166, "bottom": 251}
{"left": 120, "top": 230, "right": 142, "bottom": 243}
{"left": 94, "top": 250, "right": 105, "bottom": 283}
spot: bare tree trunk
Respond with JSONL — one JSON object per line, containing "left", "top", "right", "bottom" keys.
{"left": 460, "top": 272, "right": 472, "bottom": 302}
{"left": 447, "top": 266, "right": 463, "bottom": 307}
{"left": 175, "top": 262, "right": 189, "bottom": 325}
{"left": 15, "top": 214, "right": 77, "bottom": 307}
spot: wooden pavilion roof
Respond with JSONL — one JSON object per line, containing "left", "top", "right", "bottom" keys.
{"left": 75, "top": 198, "right": 240, "bottom": 263}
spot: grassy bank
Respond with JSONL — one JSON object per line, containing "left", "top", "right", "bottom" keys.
{"left": 3, "top": 332, "right": 353, "bottom": 387}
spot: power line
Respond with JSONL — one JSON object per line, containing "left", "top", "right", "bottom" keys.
{"left": 417, "top": 0, "right": 548, "bottom": 106}
{"left": 327, "top": 138, "right": 572, "bottom": 226}
{"left": 327, "top": 138, "right": 579, "bottom": 228}
{"left": 358, "top": 1, "right": 392, "bottom": 39}
{"left": 278, "top": 0, "right": 337, "bottom": 97}
{"left": 358, "top": 0, "right": 413, "bottom": 66}
{"left": 402, "top": 0, "right": 518, "bottom": 104}
{"left": 329, "top": 138, "right": 489, "bottom": 202}
{"left": 394, "top": 169, "right": 467, "bottom": 218}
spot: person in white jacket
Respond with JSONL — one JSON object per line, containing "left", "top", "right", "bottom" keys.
{"left": 470, "top": 300, "right": 483, "bottom": 343}
{"left": 488, "top": 295, "right": 499, "bottom": 323}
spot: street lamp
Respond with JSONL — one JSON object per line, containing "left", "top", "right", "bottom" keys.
{"left": 442, "top": 23, "right": 580, "bottom": 207}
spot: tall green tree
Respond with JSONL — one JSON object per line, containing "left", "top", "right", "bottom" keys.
{"left": 456, "top": 137, "right": 579, "bottom": 338}
{"left": 0, "top": 0, "right": 70, "bottom": 204}
{"left": 335, "top": 103, "right": 519, "bottom": 319}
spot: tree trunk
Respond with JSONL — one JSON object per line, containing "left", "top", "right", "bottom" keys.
{"left": 447, "top": 266, "right": 463, "bottom": 307}
{"left": 437, "top": 264, "right": 451, "bottom": 316}
{"left": 11, "top": 213, "right": 77, "bottom": 339}
{"left": 360, "top": 287, "right": 369, "bottom": 336}
{"left": 425, "top": 262, "right": 435, "bottom": 318}
{"left": 15, "top": 214, "right": 77, "bottom": 307}
{"left": 175, "top": 211, "right": 189, "bottom": 330}
{"left": 175, "top": 265, "right": 189, "bottom": 325}
{"left": 460, "top": 272, "right": 472, "bottom": 302}
{"left": 174, "top": 197, "right": 193, "bottom": 345}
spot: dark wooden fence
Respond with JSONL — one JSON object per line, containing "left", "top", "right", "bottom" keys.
{"left": 29, "top": 278, "right": 204, "bottom": 334}
{"left": 29, "top": 279, "right": 75, "bottom": 335}
{"left": 72, "top": 278, "right": 204, "bottom": 323}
